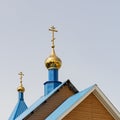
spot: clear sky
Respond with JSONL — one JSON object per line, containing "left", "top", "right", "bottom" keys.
{"left": 0, "top": 0, "right": 120, "bottom": 119}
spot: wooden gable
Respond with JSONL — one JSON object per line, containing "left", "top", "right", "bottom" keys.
{"left": 63, "top": 93, "right": 114, "bottom": 120}
{"left": 23, "top": 81, "right": 78, "bottom": 120}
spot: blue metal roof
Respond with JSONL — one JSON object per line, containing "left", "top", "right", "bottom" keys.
{"left": 9, "top": 92, "right": 28, "bottom": 120}
{"left": 46, "top": 84, "right": 95, "bottom": 120}
{"left": 16, "top": 80, "right": 78, "bottom": 120}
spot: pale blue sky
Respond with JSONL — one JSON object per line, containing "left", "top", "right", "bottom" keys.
{"left": 0, "top": 0, "right": 120, "bottom": 119}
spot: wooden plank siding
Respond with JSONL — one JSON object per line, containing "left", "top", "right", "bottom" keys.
{"left": 24, "top": 84, "right": 76, "bottom": 120}
{"left": 63, "top": 93, "right": 114, "bottom": 120}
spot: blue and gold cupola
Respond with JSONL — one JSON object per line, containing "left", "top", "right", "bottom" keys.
{"left": 44, "top": 26, "right": 62, "bottom": 95}
{"left": 9, "top": 72, "right": 28, "bottom": 120}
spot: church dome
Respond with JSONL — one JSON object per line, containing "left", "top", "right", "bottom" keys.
{"left": 45, "top": 48, "right": 62, "bottom": 69}
{"left": 17, "top": 85, "right": 25, "bottom": 92}
{"left": 17, "top": 72, "right": 25, "bottom": 92}
{"left": 45, "top": 26, "right": 62, "bottom": 69}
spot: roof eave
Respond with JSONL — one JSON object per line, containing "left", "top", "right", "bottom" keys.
{"left": 58, "top": 85, "right": 120, "bottom": 120}
{"left": 93, "top": 86, "right": 120, "bottom": 120}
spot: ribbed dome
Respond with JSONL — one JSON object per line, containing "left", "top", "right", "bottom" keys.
{"left": 45, "top": 48, "right": 62, "bottom": 69}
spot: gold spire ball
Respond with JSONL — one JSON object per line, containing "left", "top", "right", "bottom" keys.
{"left": 45, "top": 26, "right": 62, "bottom": 69}
{"left": 17, "top": 72, "right": 25, "bottom": 92}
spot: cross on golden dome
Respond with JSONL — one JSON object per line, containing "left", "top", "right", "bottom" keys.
{"left": 45, "top": 26, "right": 62, "bottom": 69}
{"left": 17, "top": 72, "right": 25, "bottom": 92}
{"left": 18, "top": 72, "right": 24, "bottom": 83}
{"left": 49, "top": 26, "right": 58, "bottom": 48}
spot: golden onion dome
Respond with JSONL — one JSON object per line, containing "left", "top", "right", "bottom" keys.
{"left": 17, "top": 85, "right": 25, "bottom": 92}
{"left": 17, "top": 72, "right": 25, "bottom": 92}
{"left": 45, "top": 48, "right": 62, "bottom": 69}
{"left": 45, "top": 26, "right": 62, "bottom": 69}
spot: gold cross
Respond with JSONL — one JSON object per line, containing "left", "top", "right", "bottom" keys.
{"left": 18, "top": 72, "right": 24, "bottom": 84}
{"left": 49, "top": 26, "right": 58, "bottom": 48}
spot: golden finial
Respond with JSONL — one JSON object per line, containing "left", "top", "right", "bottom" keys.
{"left": 45, "top": 26, "right": 62, "bottom": 69}
{"left": 17, "top": 72, "right": 25, "bottom": 92}
{"left": 49, "top": 26, "right": 58, "bottom": 48}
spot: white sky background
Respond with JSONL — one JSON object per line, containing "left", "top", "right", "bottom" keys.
{"left": 0, "top": 0, "right": 120, "bottom": 119}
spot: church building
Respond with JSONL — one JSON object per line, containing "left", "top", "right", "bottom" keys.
{"left": 9, "top": 26, "right": 120, "bottom": 120}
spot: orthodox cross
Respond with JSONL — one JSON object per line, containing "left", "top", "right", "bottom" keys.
{"left": 49, "top": 26, "right": 58, "bottom": 48}
{"left": 18, "top": 72, "right": 24, "bottom": 85}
